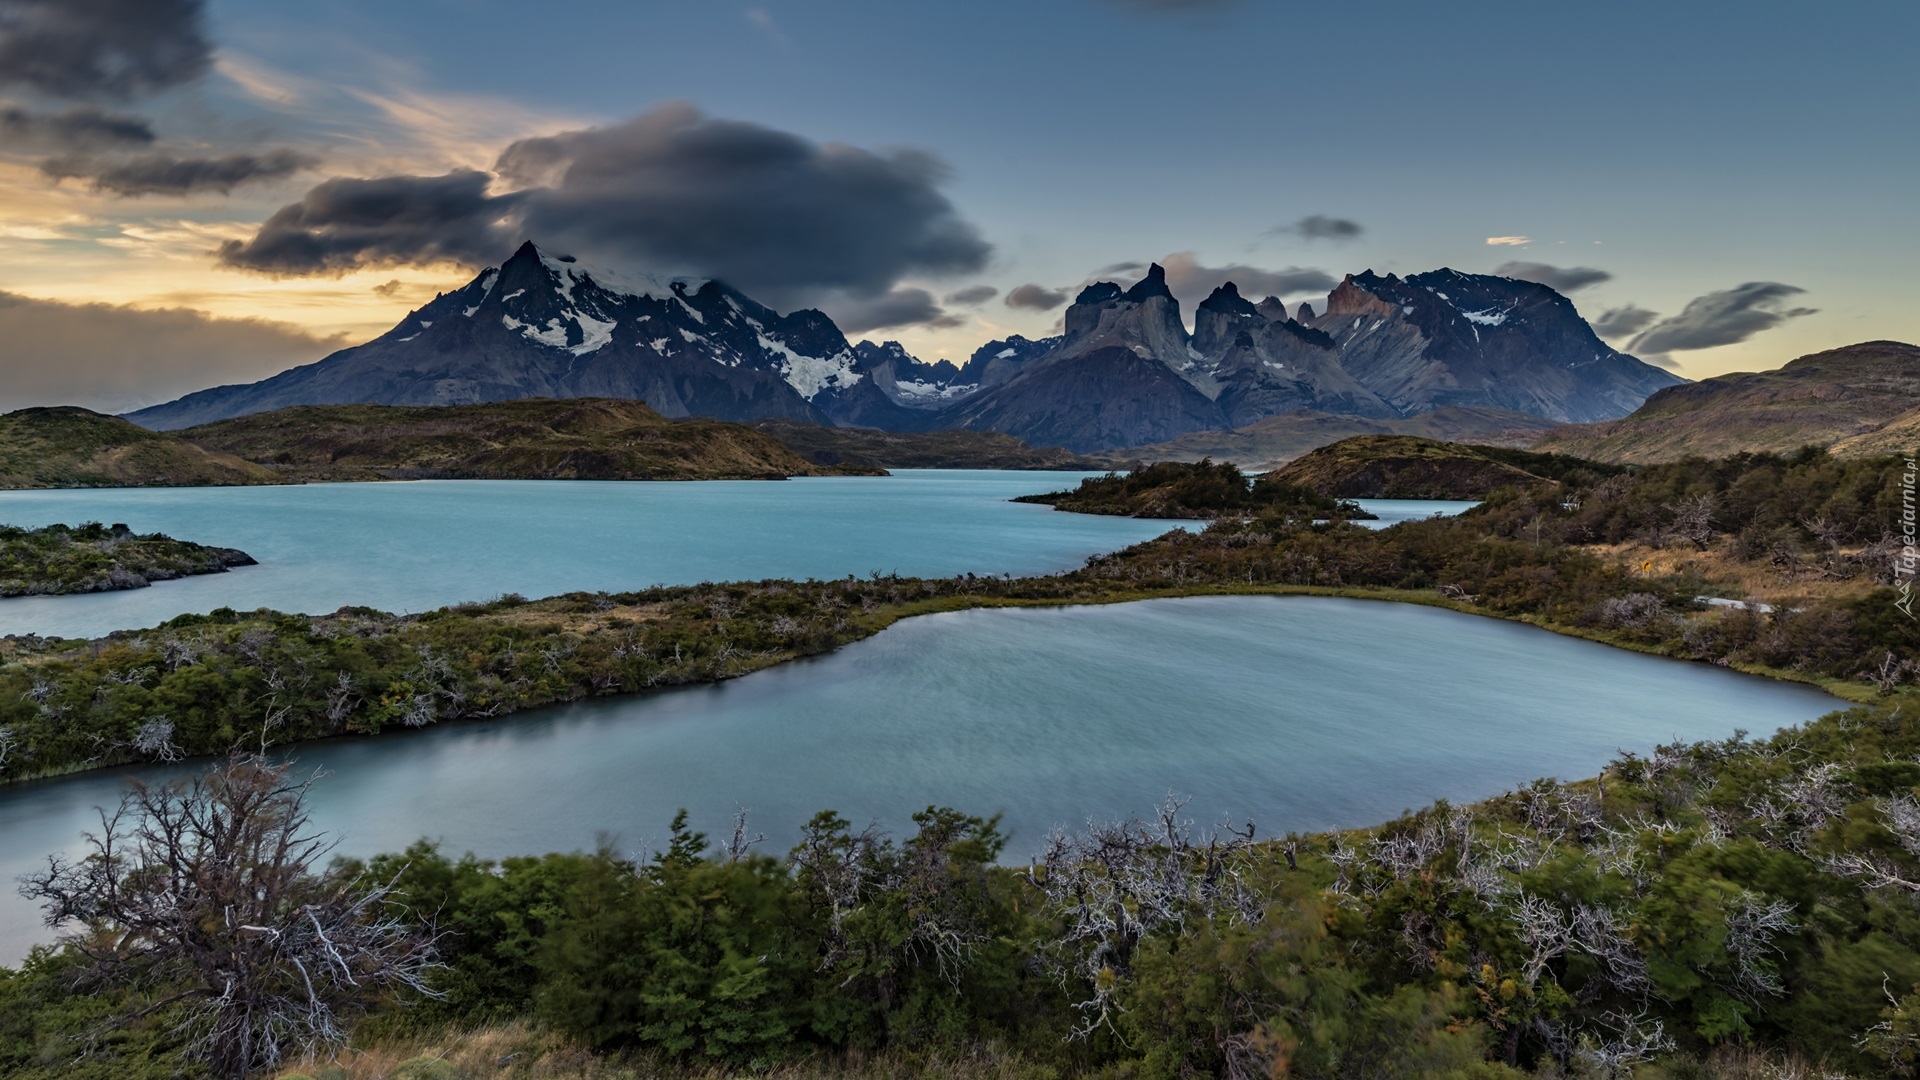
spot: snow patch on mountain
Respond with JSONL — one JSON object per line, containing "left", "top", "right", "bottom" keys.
{"left": 760, "top": 334, "right": 861, "bottom": 399}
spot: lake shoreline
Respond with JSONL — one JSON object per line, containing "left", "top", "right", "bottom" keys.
{"left": 0, "top": 576, "right": 1874, "bottom": 791}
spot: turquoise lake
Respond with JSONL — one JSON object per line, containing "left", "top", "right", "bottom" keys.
{"left": 0, "top": 593, "right": 1841, "bottom": 963}
{"left": 0, "top": 471, "right": 1469, "bottom": 639}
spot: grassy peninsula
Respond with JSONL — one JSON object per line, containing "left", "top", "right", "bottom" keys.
{"left": 0, "top": 522, "right": 255, "bottom": 597}
{"left": 1013, "top": 458, "right": 1372, "bottom": 519}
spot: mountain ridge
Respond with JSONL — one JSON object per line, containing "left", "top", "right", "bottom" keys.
{"left": 124, "top": 243, "right": 1686, "bottom": 453}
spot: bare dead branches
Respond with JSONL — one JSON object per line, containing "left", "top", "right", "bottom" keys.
{"left": 1024, "top": 794, "right": 1262, "bottom": 1038}
{"left": 18, "top": 755, "right": 441, "bottom": 1079}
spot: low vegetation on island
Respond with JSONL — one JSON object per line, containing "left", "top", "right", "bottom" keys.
{"left": 0, "top": 522, "right": 255, "bottom": 597}
{"left": 1269, "top": 435, "right": 1625, "bottom": 500}
{"left": 1013, "top": 458, "right": 1372, "bottom": 519}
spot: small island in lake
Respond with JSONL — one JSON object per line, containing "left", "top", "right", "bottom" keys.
{"left": 1015, "top": 458, "right": 1373, "bottom": 519}
{"left": 1270, "top": 434, "right": 1623, "bottom": 500}
{"left": 0, "top": 522, "right": 256, "bottom": 597}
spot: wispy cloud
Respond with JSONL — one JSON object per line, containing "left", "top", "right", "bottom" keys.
{"left": 1485, "top": 235, "right": 1531, "bottom": 246}
{"left": 1627, "top": 282, "right": 1816, "bottom": 360}
{"left": 1492, "top": 261, "right": 1611, "bottom": 293}
{"left": 744, "top": 7, "right": 791, "bottom": 47}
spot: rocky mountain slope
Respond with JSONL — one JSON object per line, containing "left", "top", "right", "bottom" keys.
{"left": 0, "top": 407, "right": 281, "bottom": 489}
{"left": 177, "top": 398, "right": 871, "bottom": 482}
{"left": 123, "top": 244, "right": 1683, "bottom": 454}
{"left": 1303, "top": 269, "right": 1682, "bottom": 421}
{"left": 1534, "top": 341, "right": 1920, "bottom": 463}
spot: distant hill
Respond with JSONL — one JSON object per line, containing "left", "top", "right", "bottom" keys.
{"left": 1534, "top": 341, "right": 1920, "bottom": 463}
{"left": 1111, "top": 405, "right": 1555, "bottom": 471}
{"left": 1271, "top": 435, "right": 1602, "bottom": 500}
{"left": 751, "top": 420, "right": 1103, "bottom": 471}
{"left": 178, "top": 399, "right": 873, "bottom": 482}
{"left": 0, "top": 407, "right": 281, "bottom": 489}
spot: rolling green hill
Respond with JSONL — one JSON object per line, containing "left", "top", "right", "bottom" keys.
{"left": 175, "top": 398, "right": 881, "bottom": 482}
{"left": 1534, "top": 340, "right": 1920, "bottom": 463}
{"left": 0, "top": 406, "right": 283, "bottom": 489}
{"left": 1270, "top": 435, "right": 1610, "bottom": 499}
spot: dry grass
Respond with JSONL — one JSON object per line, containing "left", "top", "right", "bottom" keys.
{"left": 1583, "top": 540, "right": 1884, "bottom": 608}
{"left": 274, "top": 1022, "right": 1059, "bottom": 1080}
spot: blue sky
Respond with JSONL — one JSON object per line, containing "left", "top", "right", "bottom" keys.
{"left": 0, "top": 0, "right": 1914, "bottom": 409}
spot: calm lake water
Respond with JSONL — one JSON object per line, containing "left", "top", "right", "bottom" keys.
{"left": 0, "top": 472, "right": 1469, "bottom": 639}
{"left": 0, "top": 594, "right": 1839, "bottom": 963}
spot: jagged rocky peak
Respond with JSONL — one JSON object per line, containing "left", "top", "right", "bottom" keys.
{"left": 1073, "top": 281, "right": 1124, "bottom": 305}
{"left": 1063, "top": 262, "right": 1188, "bottom": 349}
{"left": 1295, "top": 301, "right": 1316, "bottom": 322}
{"left": 1193, "top": 282, "right": 1264, "bottom": 355}
{"left": 1197, "top": 281, "right": 1258, "bottom": 316}
{"left": 1254, "top": 296, "right": 1291, "bottom": 323}
{"left": 1121, "top": 261, "right": 1174, "bottom": 302}
{"left": 1325, "top": 272, "right": 1406, "bottom": 319}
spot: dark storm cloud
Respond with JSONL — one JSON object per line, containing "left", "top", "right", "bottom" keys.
{"left": 1493, "top": 261, "right": 1612, "bottom": 293}
{"left": 217, "top": 169, "right": 519, "bottom": 276}
{"left": 44, "top": 148, "right": 314, "bottom": 196}
{"left": 1005, "top": 283, "right": 1067, "bottom": 311}
{"left": 1628, "top": 282, "right": 1816, "bottom": 356}
{"left": 495, "top": 103, "right": 990, "bottom": 304}
{"left": 0, "top": 102, "right": 151, "bottom": 147}
{"left": 1159, "top": 252, "right": 1335, "bottom": 308}
{"left": 221, "top": 104, "right": 992, "bottom": 309}
{"left": 1270, "top": 215, "right": 1363, "bottom": 241}
{"left": 0, "top": 0, "right": 212, "bottom": 99}
{"left": 0, "top": 291, "right": 345, "bottom": 413}
{"left": 1590, "top": 304, "right": 1659, "bottom": 341}
{"left": 825, "top": 287, "right": 963, "bottom": 333}
{"left": 942, "top": 284, "right": 997, "bottom": 306}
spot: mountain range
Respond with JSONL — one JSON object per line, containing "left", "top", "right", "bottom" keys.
{"left": 127, "top": 242, "right": 1684, "bottom": 452}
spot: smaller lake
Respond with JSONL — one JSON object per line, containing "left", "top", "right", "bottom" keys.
{"left": 0, "top": 595, "right": 1838, "bottom": 964}
{"left": 0, "top": 472, "right": 1470, "bottom": 640}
